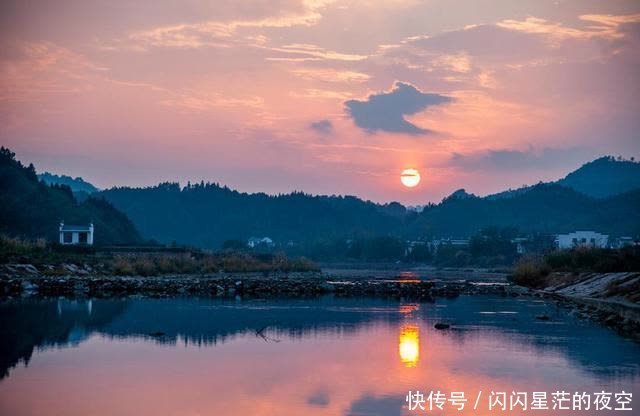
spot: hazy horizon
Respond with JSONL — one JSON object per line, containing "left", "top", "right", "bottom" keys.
{"left": 27, "top": 151, "right": 636, "bottom": 205}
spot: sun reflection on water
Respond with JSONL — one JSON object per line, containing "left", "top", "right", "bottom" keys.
{"left": 398, "top": 324, "right": 420, "bottom": 368}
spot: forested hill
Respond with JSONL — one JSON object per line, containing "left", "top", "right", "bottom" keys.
{"left": 38, "top": 172, "right": 99, "bottom": 194}
{"left": 5, "top": 147, "right": 639, "bottom": 249}
{"left": 100, "top": 182, "right": 406, "bottom": 248}
{"left": 414, "top": 184, "right": 640, "bottom": 238}
{"left": 557, "top": 156, "right": 640, "bottom": 198}
{"left": 99, "top": 180, "right": 640, "bottom": 249}
{"left": 0, "top": 147, "right": 141, "bottom": 245}
{"left": 488, "top": 156, "right": 640, "bottom": 200}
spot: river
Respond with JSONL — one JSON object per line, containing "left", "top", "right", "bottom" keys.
{"left": 0, "top": 295, "right": 638, "bottom": 415}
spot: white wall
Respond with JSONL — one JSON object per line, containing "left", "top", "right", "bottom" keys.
{"left": 556, "top": 231, "right": 608, "bottom": 249}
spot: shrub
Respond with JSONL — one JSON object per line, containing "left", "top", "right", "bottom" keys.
{"left": 112, "top": 255, "right": 135, "bottom": 275}
{"left": 512, "top": 255, "right": 551, "bottom": 288}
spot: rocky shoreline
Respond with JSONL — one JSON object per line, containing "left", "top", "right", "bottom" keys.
{"left": 1, "top": 263, "right": 638, "bottom": 341}
{"left": 0, "top": 270, "right": 517, "bottom": 301}
{"left": 532, "top": 272, "right": 640, "bottom": 341}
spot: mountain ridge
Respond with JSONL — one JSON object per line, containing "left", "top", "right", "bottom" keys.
{"left": 4, "top": 149, "right": 639, "bottom": 248}
{"left": 38, "top": 172, "right": 99, "bottom": 194}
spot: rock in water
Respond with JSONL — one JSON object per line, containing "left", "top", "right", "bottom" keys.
{"left": 434, "top": 323, "right": 450, "bottom": 330}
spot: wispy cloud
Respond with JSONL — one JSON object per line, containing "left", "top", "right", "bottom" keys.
{"left": 160, "top": 91, "right": 264, "bottom": 113}
{"left": 291, "top": 88, "right": 352, "bottom": 100}
{"left": 0, "top": 40, "right": 109, "bottom": 103}
{"left": 450, "top": 147, "right": 592, "bottom": 171}
{"left": 119, "top": 1, "right": 335, "bottom": 51}
{"left": 265, "top": 43, "right": 367, "bottom": 61}
{"left": 290, "top": 68, "right": 370, "bottom": 82}
{"left": 497, "top": 14, "right": 640, "bottom": 41}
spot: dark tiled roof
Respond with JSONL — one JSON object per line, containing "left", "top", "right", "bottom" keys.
{"left": 60, "top": 224, "right": 91, "bottom": 231}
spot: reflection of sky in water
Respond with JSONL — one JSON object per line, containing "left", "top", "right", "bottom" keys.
{"left": 0, "top": 296, "right": 638, "bottom": 416}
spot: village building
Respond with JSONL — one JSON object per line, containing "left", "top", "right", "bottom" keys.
{"left": 59, "top": 222, "right": 94, "bottom": 245}
{"left": 555, "top": 231, "right": 607, "bottom": 250}
{"left": 511, "top": 237, "right": 529, "bottom": 255}
{"left": 247, "top": 236, "right": 274, "bottom": 248}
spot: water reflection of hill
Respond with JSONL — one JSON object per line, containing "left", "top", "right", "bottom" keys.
{"left": 1, "top": 296, "right": 638, "bottom": 381}
{"left": 101, "top": 297, "right": 406, "bottom": 346}
{"left": 0, "top": 299, "right": 128, "bottom": 379}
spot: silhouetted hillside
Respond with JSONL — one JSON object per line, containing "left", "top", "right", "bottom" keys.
{"left": 414, "top": 183, "right": 640, "bottom": 237}
{"left": 0, "top": 147, "right": 141, "bottom": 245}
{"left": 488, "top": 156, "right": 640, "bottom": 200}
{"left": 100, "top": 182, "right": 404, "bottom": 248}
{"left": 38, "top": 172, "right": 99, "bottom": 194}
{"left": 6, "top": 148, "right": 638, "bottom": 250}
{"left": 99, "top": 181, "right": 640, "bottom": 249}
{"left": 557, "top": 156, "right": 640, "bottom": 198}
{"left": 38, "top": 172, "right": 99, "bottom": 202}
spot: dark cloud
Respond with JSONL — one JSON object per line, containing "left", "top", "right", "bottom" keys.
{"left": 344, "top": 394, "right": 404, "bottom": 416}
{"left": 306, "top": 390, "right": 330, "bottom": 407}
{"left": 309, "top": 119, "right": 333, "bottom": 135}
{"left": 450, "top": 147, "right": 592, "bottom": 171}
{"left": 344, "top": 82, "right": 452, "bottom": 135}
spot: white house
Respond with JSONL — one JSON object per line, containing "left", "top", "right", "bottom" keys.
{"left": 59, "top": 222, "right": 94, "bottom": 245}
{"left": 511, "top": 237, "right": 529, "bottom": 254}
{"left": 555, "top": 231, "right": 607, "bottom": 250}
{"left": 247, "top": 236, "right": 274, "bottom": 248}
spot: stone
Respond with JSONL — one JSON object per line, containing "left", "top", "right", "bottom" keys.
{"left": 21, "top": 281, "right": 39, "bottom": 292}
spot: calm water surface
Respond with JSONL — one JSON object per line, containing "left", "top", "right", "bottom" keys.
{"left": 0, "top": 295, "right": 638, "bottom": 415}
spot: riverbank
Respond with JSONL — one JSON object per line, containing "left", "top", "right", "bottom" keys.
{"left": 0, "top": 266, "right": 521, "bottom": 301}
{"left": 2, "top": 261, "right": 638, "bottom": 341}
{"left": 0, "top": 236, "right": 319, "bottom": 275}
{"left": 525, "top": 272, "right": 640, "bottom": 340}
{"left": 321, "top": 262, "right": 510, "bottom": 282}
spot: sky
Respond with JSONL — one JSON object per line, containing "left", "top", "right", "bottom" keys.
{"left": 1, "top": 0, "right": 639, "bottom": 204}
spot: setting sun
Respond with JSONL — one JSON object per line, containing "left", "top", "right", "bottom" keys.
{"left": 401, "top": 169, "right": 421, "bottom": 188}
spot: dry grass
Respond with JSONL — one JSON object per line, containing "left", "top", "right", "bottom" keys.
{"left": 0, "top": 235, "right": 46, "bottom": 252}
{"left": 512, "top": 255, "right": 551, "bottom": 288}
{"left": 110, "top": 252, "right": 318, "bottom": 276}
{"left": 1, "top": 235, "right": 319, "bottom": 275}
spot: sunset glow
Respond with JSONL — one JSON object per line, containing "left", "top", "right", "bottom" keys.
{"left": 1, "top": 3, "right": 639, "bottom": 413}
{"left": 1, "top": 1, "right": 639, "bottom": 203}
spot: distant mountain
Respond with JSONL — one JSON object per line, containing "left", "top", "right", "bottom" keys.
{"left": 487, "top": 156, "right": 640, "bottom": 200}
{"left": 99, "top": 180, "right": 640, "bottom": 250}
{"left": 485, "top": 184, "right": 536, "bottom": 200}
{"left": 414, "top": 183, "right": 640, "bottom": 237}
{"left": 557, "top": 156, "right": 640, "bottom": 198}
{"left": 6, "top": 149, "right": 638, "bottom": 249}
{"left": 0, "top": 147, "right": 140, "bottom": 245}
{"left": 38, "top": 172, "right": 99, "bottom": 202}
{"left": 443, "top": 189, "right": 477, "bottom": 201}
